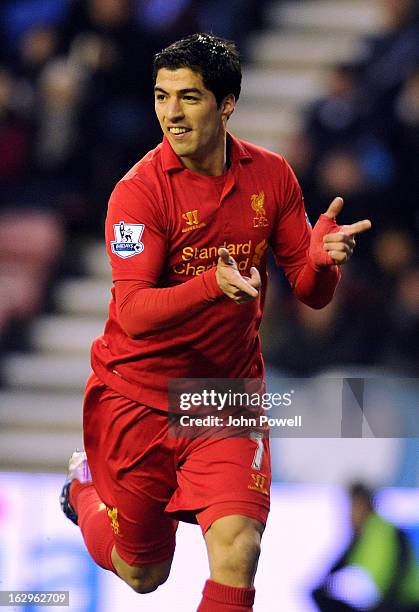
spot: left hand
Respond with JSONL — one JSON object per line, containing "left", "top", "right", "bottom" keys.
{"left": 310, "top": 197, "right": 372, "bottom": 266}
{"left": 216, "top": 247, "right": 261, "bottom": 304}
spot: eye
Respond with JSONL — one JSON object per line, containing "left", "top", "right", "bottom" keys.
{"left": 155, "top": 93, "right": 166, "bottom": 101}
{"left": 183, "top": 96, "right": 198, "bottom": 102}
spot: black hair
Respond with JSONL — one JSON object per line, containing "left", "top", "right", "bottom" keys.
{"left": 349, "top": 482, "right": 374, "bottom": 509}
{"left": 152, "top": 33, "right": 241, "bottom": 107}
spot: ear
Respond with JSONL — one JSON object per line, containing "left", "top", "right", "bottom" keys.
{"left": 221, "top": 94, "right": 236, "bottom": 122}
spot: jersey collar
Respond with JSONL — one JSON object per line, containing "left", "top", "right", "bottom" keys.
{"left": 161, "top": 132, "right": 253, "bottom": 173}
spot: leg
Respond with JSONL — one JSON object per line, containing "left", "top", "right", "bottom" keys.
{"left": 167, "top": 434, "right": 271, "bottom": 610}
{"left": 67, "top": 472, "right": 176, "bottom": 594}
{"left": 63, "top": 373, "right": 179, "bottom": 594}
{"left": 204, "top": 515, "right": 264, "bottom": 587}
{"left": 194, "top": 514, "right": 264, "bottom": 611}
{"left": 111, "top": 547, "right": 172, "bottom": 594}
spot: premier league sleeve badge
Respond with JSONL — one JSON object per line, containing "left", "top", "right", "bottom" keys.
{"left": 111, "top": 221, "right": 145, "bottom": 258}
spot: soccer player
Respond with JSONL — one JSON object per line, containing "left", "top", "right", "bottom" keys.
{"left": 60, "top": 33, "right": 371, "bottom": 611}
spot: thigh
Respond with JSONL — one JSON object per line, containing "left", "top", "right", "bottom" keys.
{"left": 83, "top": 373, "right": 178, "bottom": 566}
{"left": 167, "top": 434, "right": 271, "bottom": 533}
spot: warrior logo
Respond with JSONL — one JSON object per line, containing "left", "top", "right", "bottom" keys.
{"left": 248, "top": 473, "right": 269, "bottom": 496}
{"left": 181, "top": 209, "right": 206, "bottom": 233}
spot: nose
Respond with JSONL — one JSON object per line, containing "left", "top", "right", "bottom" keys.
{"left": 166, "top": 96, "right": 184, "bottom": 122}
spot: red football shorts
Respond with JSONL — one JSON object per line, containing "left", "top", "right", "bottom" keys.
{"left": 83, "top": 372, "right": 271, "bottom": 567}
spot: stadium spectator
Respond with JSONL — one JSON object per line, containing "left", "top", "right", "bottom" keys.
{"left": 381, "top": 266, "right": 419, "bottom": 375}
{"left": 0, "top": 68, "right": 31, "bottom": 206}
{"left": 303, "top": 66, "right": 396, "bottom": 234}
{"left": 264, "top": 263, "right": 382, "bottom": 375}
{"left": 389, "top": 68, "right": 419, "bottom": 230}
{"left": 12, "top": 24, "right": 59, "bottom": 83}
{"left": 58, "top": 0, "right": 161, "bottom": 217}
{"left": 195, "top": 0, "right": 269, "bottom": 56}
{"left": 135, "top": 0, "right": 198, "bottom": 46}
{"left": 312, "top": 483, "right": 419, "bottom": 612}
{"left": 0, "top": 0, "right": 69, "bottom": 58}
{"left": 358, "top": 0, "right": 419, "bottom": 109}
{"left": 305, "top": 64, "right": 365, "bottom": 161}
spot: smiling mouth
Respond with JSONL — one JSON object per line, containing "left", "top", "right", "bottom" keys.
{"left": 168, "top": 127, "right": 191, "bottom": 135}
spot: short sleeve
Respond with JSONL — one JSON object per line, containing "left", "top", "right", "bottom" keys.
{"left": 105, "top": 178, "right": 168, "bottom": 284}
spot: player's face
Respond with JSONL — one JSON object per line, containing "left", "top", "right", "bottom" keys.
{"left": 154, "top": 67, "right": 235, "bottom": 174}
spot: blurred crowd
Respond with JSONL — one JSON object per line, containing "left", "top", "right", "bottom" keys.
{"left": 0, "top": 0, "right": 265, "bottom": 345}
{"left": 263, "top": 0, "right": 419, "bottom": 376}
{"left": 0, "top": 0, "right": 418, "bottom": 375}
{"left": 0, "top": 0, "right": 266, "bottom": 224}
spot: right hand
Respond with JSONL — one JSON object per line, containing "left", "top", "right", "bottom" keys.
{"left": 309, "top": 196, "right": 372, "bottom": 267}
{"left": 215, "top": 248, "right": 261, "bottom": 304}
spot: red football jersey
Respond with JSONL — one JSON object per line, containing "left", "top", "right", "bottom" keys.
{"left": 91, "top": 134, "right": 338, "bottom": 409}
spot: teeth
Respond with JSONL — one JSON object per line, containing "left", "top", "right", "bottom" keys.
{"left": 169, "top": 127, "right": 188, "bottom": 134}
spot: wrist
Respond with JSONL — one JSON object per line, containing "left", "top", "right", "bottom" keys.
{"left": 202, "top": 266, "right": 224, "bottom": 300}
{"left": 309, "top": 214, "right": 341, "bottom": 267}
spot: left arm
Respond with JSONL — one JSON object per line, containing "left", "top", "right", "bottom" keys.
{"left": 271, "top": 160, "right": 371, "bottom": 308}
{"left": 294, "top": 197, "right": 371, "bottom": 308}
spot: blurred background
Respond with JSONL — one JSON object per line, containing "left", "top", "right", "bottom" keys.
{"left": 0, "top": 0, "right": 418, "bottom": 610}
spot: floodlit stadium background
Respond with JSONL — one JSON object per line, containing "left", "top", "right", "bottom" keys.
{"left": 0, "top": 1, "right": 418, "bottom": 611}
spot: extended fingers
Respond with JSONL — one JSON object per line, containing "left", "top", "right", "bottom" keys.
{"left": 323, "top": 196, "right": 344, "bottom": 219}
{"left": 342, "top": 219, "right": 372, "bottom": 235}
{"left": 314, "top": 211, "right": 371, "bottom": 266}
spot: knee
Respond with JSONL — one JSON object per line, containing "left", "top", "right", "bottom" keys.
{"left": 111, "top": 549, "right": 172, "bottom": 595}
{"left": 126, "top": 563, "right": 171, "bottom": 594}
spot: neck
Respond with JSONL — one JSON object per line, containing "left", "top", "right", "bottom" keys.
{"left": 181, "top": 131, "right": 228, "bottom": 177}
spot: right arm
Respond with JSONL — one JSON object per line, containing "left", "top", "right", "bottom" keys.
{"left": 107, "top": 180, "right": 259, "bottom": 338}
{"left": 115, "top": 272, "right": 221, "bottom": 337}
